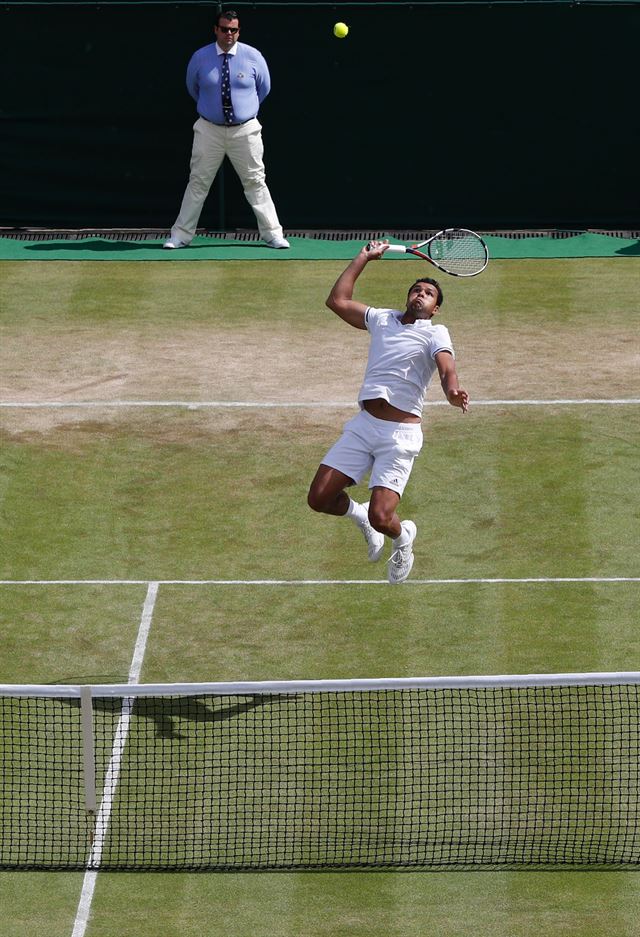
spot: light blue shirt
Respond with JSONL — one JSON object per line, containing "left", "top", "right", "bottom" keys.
{"left": 186, "top": 41, "right": 271, "bottom": 125}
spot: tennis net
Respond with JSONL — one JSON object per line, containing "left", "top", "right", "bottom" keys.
{"left": 1, "top": 673, "right": 639, "bottom": 871}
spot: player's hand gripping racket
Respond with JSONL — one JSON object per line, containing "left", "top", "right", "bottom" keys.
{"left": 368, "top": 228, "right": 489, "bottom": 277}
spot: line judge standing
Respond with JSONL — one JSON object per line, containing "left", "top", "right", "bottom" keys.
{"left": 164, "top": 9, "right": 289, "bottom": 250}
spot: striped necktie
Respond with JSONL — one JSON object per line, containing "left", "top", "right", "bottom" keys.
{"left": 221, "top": 53, "right": 235, "bottom": 125}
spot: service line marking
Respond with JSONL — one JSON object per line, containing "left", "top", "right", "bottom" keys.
{"left": 71, "top": 581, "right": 159, "bottom": 937}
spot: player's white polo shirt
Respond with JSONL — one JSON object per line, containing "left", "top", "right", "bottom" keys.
{"left": 358, "top": 307, "right": 454, "bottom": 417}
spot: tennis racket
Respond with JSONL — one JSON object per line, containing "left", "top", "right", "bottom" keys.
{"left": 369, "top": 228, "right": 489, "bottom": 277}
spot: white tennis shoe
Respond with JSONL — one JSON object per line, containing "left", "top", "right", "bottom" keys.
{"left": 361, "top": 502, "right": 385, "bottom": 562}
{"left": 264, "top": 236, "right": 290, "bottom": 249}
{"left": 388, "top": 521, "right": 417, "bottom": 584}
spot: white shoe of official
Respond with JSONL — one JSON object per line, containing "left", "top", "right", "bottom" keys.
{"left": 387, "top": 521, "right": 417, "bottom": 584}
{"left": 264, "top": 236, "right": 290, "bottom": 249}
{"left": 163, "top": 238, "right": 188, "bottom": 249}
{"left": 361, "top": 502, "right": 385, "bottom": 563}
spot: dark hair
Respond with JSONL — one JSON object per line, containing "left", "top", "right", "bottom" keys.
{"left": 407, "top": 277, "right": 443, "bottom": 307}
{"left": 216, "top": 9, "right": 239, "bottom": 25}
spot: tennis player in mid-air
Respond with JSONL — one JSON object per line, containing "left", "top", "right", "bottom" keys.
{"left": 307, "top": 240, "right": 469, "bottom": 584}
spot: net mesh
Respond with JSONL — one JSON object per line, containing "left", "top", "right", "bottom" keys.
{"left": 0, "top": 696, "right": 88, "bottom": 868}
{"left": 428, "top": 229, "right": 488, "bottom": 276}
{"left": 1, "top": 684, "right": 639, "bottom": 871}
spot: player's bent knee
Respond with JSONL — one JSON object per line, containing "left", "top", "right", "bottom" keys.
{"left": 369, "top": 505, "right": 393, "bottom": 532}
{"left": 307, "top": 488, "right": 325, "bottom": 513}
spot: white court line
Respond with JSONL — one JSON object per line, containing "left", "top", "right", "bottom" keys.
{"left": 71, "top": 581, "right": 159, "bottom": 937}
{"left": 2, "top": 578, "right": 638, "bottom": 586}
{"left": 1, "top": 398, "right": 639, "bottom": 409}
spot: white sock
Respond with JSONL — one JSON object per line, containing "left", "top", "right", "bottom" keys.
{"left": 345, "top": 498, "right": 368, "bottom": 527}
{"left": 393, "top": 522, "right": 410, "bottom": 548}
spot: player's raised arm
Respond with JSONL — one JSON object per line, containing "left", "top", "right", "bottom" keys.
{"left": 325, "top": 241, "right": 388, "bottom": 330}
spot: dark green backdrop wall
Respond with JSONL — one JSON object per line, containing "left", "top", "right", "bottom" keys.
{"left": 1, "top": 2, "right": 638, "bottom": 229}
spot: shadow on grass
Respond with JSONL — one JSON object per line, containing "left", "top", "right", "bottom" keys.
{"left": 24, "top": 240, "right": 261, "bottom": 253}
{"left": 132, "top": 695, "right": 268, "bottom": 739}
{"left": 56, "top": 681, "right": 272, "bottom": 740}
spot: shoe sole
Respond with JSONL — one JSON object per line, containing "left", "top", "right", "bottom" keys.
{"left": 368, "top": 538, "right": 385, "bottom": 562}
{"left": 363, "top": 502, "right": 384, "bottom": 562}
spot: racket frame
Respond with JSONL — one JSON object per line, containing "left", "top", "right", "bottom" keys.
{"left": 382, "top": 227, "right": 489, "bottom": 278}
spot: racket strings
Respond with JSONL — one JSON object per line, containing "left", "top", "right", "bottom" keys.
{"left": 428, "top": 231, "right": 487, "bottom": 276}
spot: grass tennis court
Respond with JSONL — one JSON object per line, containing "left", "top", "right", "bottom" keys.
{"left": 1, "top": 254, "right": 639, "bottom": 935}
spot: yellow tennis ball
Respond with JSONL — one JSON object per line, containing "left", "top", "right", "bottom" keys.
{"left": 333, "top": 22, "right": 349, "bottom": 39}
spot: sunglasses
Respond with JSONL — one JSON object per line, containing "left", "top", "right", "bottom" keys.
{"left": 217, "top": 25, "right": 239, "bottom": 34}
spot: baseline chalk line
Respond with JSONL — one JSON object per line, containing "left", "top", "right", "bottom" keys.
{"left": 1, "top": 398, "right": 640, "bottom": 410}
{"left": 1, "top": 578, "right": 638, "bottom": 587}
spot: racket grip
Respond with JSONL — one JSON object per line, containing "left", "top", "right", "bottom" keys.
{"left": 382, "top": 245, "right": 407, "bottom": 254}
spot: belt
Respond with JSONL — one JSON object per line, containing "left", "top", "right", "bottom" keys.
{"left": 200, "top": 116, "right": 253, "bottom": 127}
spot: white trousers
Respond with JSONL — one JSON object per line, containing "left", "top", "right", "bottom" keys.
{"left": 171, "top": 117, "right": 284, "bottom": 244}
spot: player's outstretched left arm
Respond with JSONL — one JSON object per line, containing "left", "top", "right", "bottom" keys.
{"left": 436, "top": 351, "right": 469, "bottom": 413}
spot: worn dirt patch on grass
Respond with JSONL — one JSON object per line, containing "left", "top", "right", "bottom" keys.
{"left": 2, "top": 318, "right": 638, "bottom": 407}
{"left": 2, "top": 258, "right": 638, "bottom": 409}
{"left": 0, "top": 407, "right": 344, "bottom": 452}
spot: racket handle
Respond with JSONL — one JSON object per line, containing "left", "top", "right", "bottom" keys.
{"left": 382, "top": 245, "right": 407, "bottom": 254}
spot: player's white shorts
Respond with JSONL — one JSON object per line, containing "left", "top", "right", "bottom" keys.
{"left": 321, "top": 409, "right": 423, "bottom": 496}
